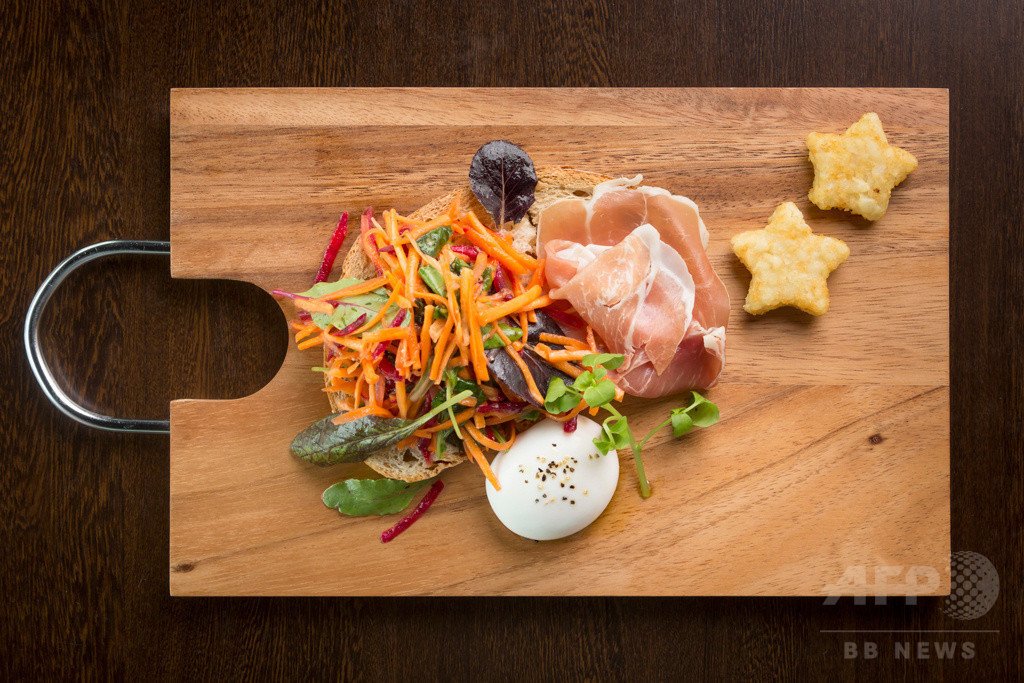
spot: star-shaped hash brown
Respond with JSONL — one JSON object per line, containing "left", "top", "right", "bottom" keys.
{"left": 807, "top": 112, "right": 918, "bottom": 221}
{"left": 732, "top": 202, "right": 850, "bottom": 316}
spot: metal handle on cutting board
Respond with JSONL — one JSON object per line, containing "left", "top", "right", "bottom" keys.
{"left": 24, "top": 240, "right": 172, "bottom": 434}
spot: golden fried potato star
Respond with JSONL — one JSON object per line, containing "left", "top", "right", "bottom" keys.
{"left": 732, "top": 202, "right": 850, "bottom": 315}
{"left": 807, "top": 112, "right": 918, "bottom": 221}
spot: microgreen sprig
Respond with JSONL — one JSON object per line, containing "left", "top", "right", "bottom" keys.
{"left": 544, "top": 354, "right": 719, "bottom": 498}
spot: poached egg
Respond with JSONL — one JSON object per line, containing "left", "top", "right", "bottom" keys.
{"left": 485, "top": 417, "right": 618, "bottom": 540}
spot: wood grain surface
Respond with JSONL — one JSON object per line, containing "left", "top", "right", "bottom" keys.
{"left": 169, "top": 87, "right": 949, "bottom": 596}
{"left": 3, "top": 0, "right": 1021, "bottom": 679}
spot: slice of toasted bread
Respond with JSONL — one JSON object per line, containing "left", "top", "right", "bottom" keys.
{"left": 332, "top": 165, "right": 612, "bottom": 482}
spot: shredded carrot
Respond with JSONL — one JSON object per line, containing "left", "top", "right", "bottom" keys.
{"left": 511, "top": 273, "right": 526, "bottom": 296}
{"left": 464, "top": 211, "right": 538, "bottom": 270}
{"left": 293, "top": 323, "right": 318, "bottom": 342}
{"left": 420, "top": 305, "right": 434, "bottom": 369}
{"left": 461, "top": 213, "right": 531, "bottom": 276}
{"left": 297, "top": 334, "right": 324, "bottom": 350}
{"left": 549, "top": 360, "right": 584, "bottom": 378}
{"left": 414, "top": 289, "right": 449, "bottom": 306}
{"left": 361, "top": 358, "right": 379, "bottom": 385}
{"left": 437, "top": 255, "right": 463, "bottom": 344}
{"left": 462, "top": 268, "right": 489, "bottom": 382}
{"left": 352, "top": 374, "right": 364, "bottom": 410}
{"left": 417, "top": 213, "right": 454, "bottom": 234}
{"left": 328, "top": 336, "right": 365, "bottom": 352}
{"left": 388, "top": 214, "right": 409, "bottom": 273}
{"left": 465, "top": 423, "right": 512, "bottom": 451}
{"left": 361, "top": 326, "right": 409, "bottom": 344}
{"left": 408, "top": 395, "right": 426, "bottom": 420}
{"left": 493, "top": 325, "right": 544, "bottom": 404}
{"left": 462, "top": 433, "right": 501, "bottom": 490}
{"left": 528, "top": 259, "right": 546, "bottom": 289}
{"left": 362, "top": 229, "right": 387, "bottom": 273}
{"left": 394, "top": 381, "right": 409, "bottom": 418}
{"left": 538, "top": 348, "right": 594, "bottom": 363}
{"left": 477, "top": 285, "right": 542, "bottom": 325}
{"left": 586, "top": 326, "right": 597, "bottom": 353}
{"left": 519, "top": 295, "right": 554, "bottom": 312}
{"left": 438, "top": 336, "right": 460, "bottom": 375}
{"left": 331, "top": 404, "right": 393, "bottom": 425}
{"left": 481, "top": 412, "right": 524, "bottom": 426}
{"left": 318, "top": 276, "right": 387, "bottom": 301}
{"left": 395, "top": 435, "right": 417, "bottom": 450}
{"left": 350, "top": 286, "right": 403, "bottom": 335}
{"left": 405, "top": 250, "right": 419, "bottom": 299}
{"left": 430, "top": 315, "right": 455, "bottom": 381}
{"left": 419, "top": 408, "right": 475, "bottom": 433}
{"left": 472, "top": 250, "right": 488, "bottom": 281}
{"left": 396, "top": 214, "right": 425, "bottom": 228}
{"left": 539, "top": 333, "right": 590, "bottom": 349}
{"left": 403, "top": 325, "right": 419, "bottom": 374}
{"left": 327, "top": 380, "right": 359, "bottom": 396}
{"left": 293, "top": 298, "right": 334, "bottom": 316}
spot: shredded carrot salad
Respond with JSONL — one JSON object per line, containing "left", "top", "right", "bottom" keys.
{"left": 280, "top": 202, "right": 614, "bottom": 487}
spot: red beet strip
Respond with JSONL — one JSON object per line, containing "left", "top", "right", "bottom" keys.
{"left": 381, "top": 480, "right": 444, "bottom": 543}
{"left": 333, "top": 313, "right": 367, "bottom": 336}
{"left": 492, "top": 264, "right": 513, "bottom": 292}
{"left": 449, "top": 244, "right": 481, "bottom": 260}
{"left": 417, "top": 437, "right": 434, "bottom": 466}
{"left": 543, "top": 305, "right": 586, "bottom": 329}
{"left": 377, "top": 356, "right": 401, "bottom": 381}
{"left": 563, "top": 416, "right": 578, "bottom": 433}
{"left": 313, "top": 212, "right": 350, "bottom": 283}
{"left": 475, "top": 400, "right": 526, "bottom": 414}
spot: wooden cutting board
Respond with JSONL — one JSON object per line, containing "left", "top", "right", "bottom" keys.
{"left": 169, "top": 88, "right": 949, "bottom": 596}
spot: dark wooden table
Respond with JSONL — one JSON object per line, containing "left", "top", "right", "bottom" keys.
{"left": 2, "top": 1, "right": 1021, "bottom": 679}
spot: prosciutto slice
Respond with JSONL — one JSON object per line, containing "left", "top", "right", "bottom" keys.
{"left": 539, "top": 178, "right": 730, "bottom": 397}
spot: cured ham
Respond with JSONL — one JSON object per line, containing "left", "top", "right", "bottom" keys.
{"left": 539, "top": 178, "right": 730, "bottom": 397}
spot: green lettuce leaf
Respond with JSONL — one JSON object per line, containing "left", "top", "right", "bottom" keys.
{"left": 322, "top": 477, "right": 434, "bottom": 516}
{"left": 298, "top": 278, "right": 405, "bottom": 332}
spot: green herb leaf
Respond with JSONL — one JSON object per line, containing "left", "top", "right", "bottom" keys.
{"left": 480, "top": 267, "right": 494, "bottom": 292}
{"left": 449, "top": 258, "right": 471, "bottom": 275}
{"left": 322, "top": 478, "right": 433, "bottom": 516}
{"left": 544, "top": 377, "right": 581, "bottom": 414}
{"left": 434, "top": 426, "right": 454, "bottom": 453}
{"left": 435, "top": 369, "right": 486, "bottom": 406}
{"left": 669, "top": 410, "right": 694, "bottom": 437}
{"left": 416, "top": 225, "right": 452, "bottom": 258}
{"left": 573, "top": 367, "right": 606, "bottom": 394}
{"left": 582, "top": 379, "right": 616, "bottom": 409}
{"left": 418, "top": 266, "right": 447, "bottom": 297}
{"left": 595, "top": 415, "right": 631, "bottom": 455}
{"left": 291, "top": 389, "right": 473, "bottom": 465}
{"left": 481, "top": 323, "right": 522, "bottom": 349}
{"left": 687, "top": 391, "right": 720, "bottom": 428}
{"left": 521, "top": 409, "right": 542, "bottom": 421}
{"left": 582, "top": 353, "right": 625, "bottom": 370}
